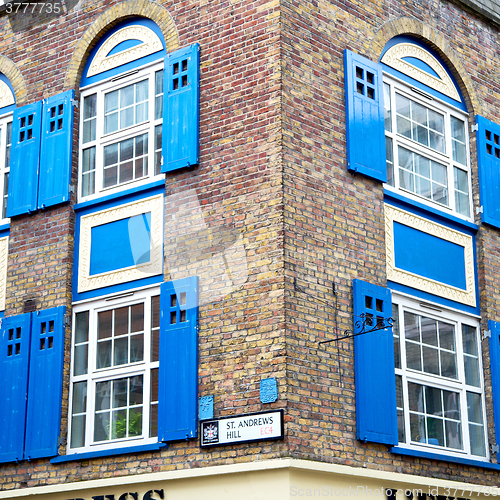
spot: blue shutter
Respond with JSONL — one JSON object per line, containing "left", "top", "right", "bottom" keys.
{"left": 344, "top": 50, "right": 386, "bottom": 182}
{"left": 158, "top": 276, "right": 199, "bottom": 441}
{"left": 24, "top": 306, "right": 65, "bottom": 459}
{"left": 7, "top": 101, "right": 42, "bottom": 217}
{"left": 162, "top": 43, "right": 200, "bottom": 173}
{"left": 476, "top": 116, "right": 500, "bottom": 229}
{"left": 0, "top": 314, "right": 32, "bottom": 463}
{"left": 353, "top": 279, "right": 398, "bottom": 445}
{"left": 489, "top": 320, "right": 500, "bottom": 454}
{"left": 39, "top": 91, "right": 75, "bottom": 209}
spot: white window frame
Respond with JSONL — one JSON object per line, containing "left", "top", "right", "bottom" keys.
{"left": 0, "top": 112, "right": 12, "bottom": 223}
{"left": 68, "top": 286, "right": 160, "bottom": 453}
{"left": 78, "top": 60, "right": 164, "bottom": 203}
{"left": 393, "top": 293, "right": 488, "bottom": 460}
{"left": 384, "top": 74, "right": 473, "bottom": 221}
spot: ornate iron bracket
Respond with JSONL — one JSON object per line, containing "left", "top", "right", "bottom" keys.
{"left": 292, "top": 277, "right": 393, "bottom": 346}
{"left": 318, "top": 314, "right": 393, "bottom": 344}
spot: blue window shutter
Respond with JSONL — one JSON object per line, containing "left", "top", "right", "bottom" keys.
{"left": 0, "top": 313, "right": 32, "bottom": 463}
{"left": 353, "top": 279, "right": 398, "bottom": 445}
{"left": 488, "top": 320, "right": 500, "bottom": 454}
{"left": 24, "top": 306, "right": 66, "bottom": 459}
{"left": 476, "top": 115, "right": 500, "bottom": 229}
{"left": 7, "top": 101, "right": 42, "bottom": 217}
{"left": 39, "top": 91, "right": 75, "bottom": 209}
{"left": 158, "top": 276, "right": 199, "bottom": 441}
{"left": 162, "top": 43, "right": 200, "bottom": 173}
{"left": 344, "top": 49, "right": 386, "bottom": 182}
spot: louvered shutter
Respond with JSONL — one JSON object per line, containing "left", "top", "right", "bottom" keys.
{"left": 344, "top": 50, "right": 386, "bottom": 182}
{"left": 24, "top": 307, "right": 66, "bottom": 459}
{"left": 158, "top": 276, "right": 199, "bottom": 441}
{"left": 162, "top": 44, "right": 200, "bottom": 173}
{"left": 476, "top": 115, "right": 500, "bottom": 229}
{"left": 0, "top": 314, "right": 32, "bottom": 462}
{"left": 353, "top": 279, "right": 398, "bottom": 445}
{"left": 39, "top": 91, "right": 74, "bottom": 209}
{"left": 7, "top": 102, "right": 42, "bottom": 216}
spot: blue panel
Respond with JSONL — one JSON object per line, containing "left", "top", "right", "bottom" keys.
{"left": 72, "top": 183, "right": 164, "bottom": 303}
{"left": 158, "top": 276, "right": 199, "bottom": 442}
{"left": 7, "top": 101, "right": 42, "bottom": 217}
{"left": 199, "top": 396, "right": 214, "bottom": 421}
{"left": 353, "top": 279, "right": 398, "bottom": 445}
{"left": 107, "top": 39, "right": 143, "bottom": 56}
{"left": 90, "top": 212, "right": 151, "bottom": 275}
{"left": 25, "top": 307, "right": 65, "bottom": 459}
{"left": 393, "top": 222, "right": 466, "bottom": 289}
{"left": 0, "top": 73, "right": 16, "bottom": 116}
{"left": 401, "top": 57, "right": 440, "bottom": 78}
{"left": 0, "top": 313, "right": 31, "bottom": 463}
{"left": 39, "top": 90, "right": 74, "bottom": 209}
{"left": 489, "top": 320, "right": 500, "bottom": 458}
{"left": 476, "top": 115, "right": 500, "bottom": 229}
{"left": 81, "top": 19, "right": 166, "bottom": 88}
{"left": 162, "top": 43, "right": 200, "bottom": 173}
{"left": 344, "top": 50, "right": 386, "bottom": 182}
{"left": 380, "top": 35, "right": 466, "bottom": 111}
{"left": 260, "top": 378, "right": 278, "bottom": 403}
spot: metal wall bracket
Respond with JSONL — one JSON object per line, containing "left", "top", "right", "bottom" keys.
{"left": 483, "top": 329, "right": 491, "bottom": 340}
{"left": 476, "top": 205, "right": 484, "bottom": 214}
{"left": 491, "top": 444, "right": 499, "bottom": 454}
{"left": 471, "top": 123, "right": 479, "bottom": 133}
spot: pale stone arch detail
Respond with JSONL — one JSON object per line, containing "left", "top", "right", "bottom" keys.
{"left": 0, "top": 56, "right": 27, "bottom": 107}
{"left": 64, "top": 0, "right": 179, "bottom": 90}
{"left": 369, "top": 17, "right": 482, "bottom": 115}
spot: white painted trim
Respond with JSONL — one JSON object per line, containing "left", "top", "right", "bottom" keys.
{"left": 0, "top": 80, "right": 14, "bottom": 109}
{"left": 87, "top": 25, "right": 163, "bottom": 77}
{"left": 381, "top": 43, "right": 460, "bottom": 101}
{"left": 1, "top": 458, "right": 499, "bottom": 498}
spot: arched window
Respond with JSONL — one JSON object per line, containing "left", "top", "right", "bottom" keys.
{"left": 0, "top": 74, "right": 15, "bottom": 220}
{"left": 381, "top": 37, "right": 471, "bottom": 219}
{"left": 78, "top": 19, "right": 166, "bottom": 201}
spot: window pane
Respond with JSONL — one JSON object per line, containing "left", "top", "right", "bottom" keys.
{"left": 467, "top": 392, "right": 486, "bottom": 456}
{"left": 392, "top": 304, "right": 400, "bottom": 369}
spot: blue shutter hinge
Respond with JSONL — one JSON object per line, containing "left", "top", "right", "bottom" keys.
{"left": 476, "top": 206, "right": 484, "bottom": 215}
{"left": 482, "top": 329, "right": 491, "bottom": 340}
{"left": 64, "top": 313, "right": 71, "bottom": 326}
{"left": 491, "top": 443, "right": 499, "bottom": 454}
{"left": 471, "top": 123, "right": 479, "bottom": 133}
{"left": 71, "top": 99, "right": 79, "bottom": 108}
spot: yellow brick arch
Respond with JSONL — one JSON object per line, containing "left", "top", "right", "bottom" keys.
{"left": 64, "top": 0, "right": 179, "bottom": 91}
{"left": 369, "top": 17, "right": 482, "bottom": 115}
{"left": 0, "top": 56, "right": 27, "bottom": 106}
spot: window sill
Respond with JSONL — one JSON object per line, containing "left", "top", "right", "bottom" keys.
{"left": 391, "top": 446, "right": 500, "bottom": 470}
{"left": 384, "top": 188, "right": 479, "bottom": 232}
{"left": 50, "top": 442, "right": 167, "bottom": 464}
{"left": 74, "top": 179, "right": 165, "bottom": 212}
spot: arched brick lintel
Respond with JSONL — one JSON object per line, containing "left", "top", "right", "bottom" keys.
{"left": 370, "top": 17, "right": 482, "bottom": 116}
{"left": 0, "top": 56, "right": 27, "bottom": 106}
{"left": 64, "top": 0, "right": 179, "bottom": 91}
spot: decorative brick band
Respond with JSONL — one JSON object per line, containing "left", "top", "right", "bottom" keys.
{"left": 0, "top": 56, "right": 27, "bottom": 106}
{"left": 369, "top": 16, "right": 482, "bottom": 116}
{"left": 63, "top": 0, "right": 179, "bottom": 91}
